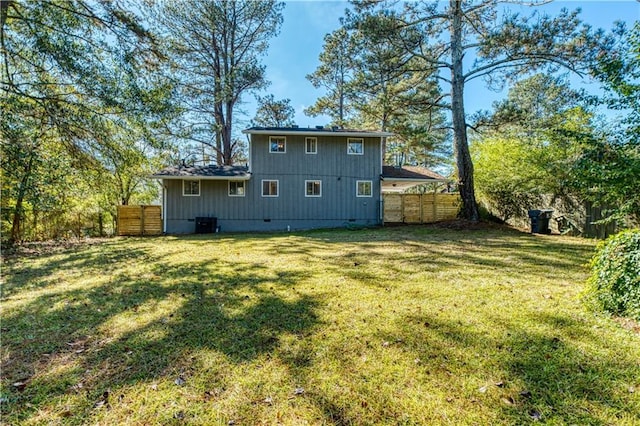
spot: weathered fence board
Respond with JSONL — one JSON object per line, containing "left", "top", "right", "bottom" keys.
{"left": 383, "top": 193, "right": 459, "bottom": 224}
{"left": 117, "top": 205, "right": 162, "bottom": 236}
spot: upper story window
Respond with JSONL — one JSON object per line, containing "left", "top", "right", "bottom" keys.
{"left": 183, "top": 179, "right": 200, "bottom": 196}
{"left": 347, "top": 138, "right": 364, "bottom": 155}
{"left": 305, "top": 137, "right": 317, "bottom": 154}
{"left": 356, "top": 180, "right": 372, "bottom": 197}
{"left": 305, "top": 180, "right": 322, "bottom": 197}
{"left": 269, "top": 136, "right": 286, "bottom": 153}
{"left": 262, "top": 180, "right": 279, "bottom": 197}
{"left": 228, "top": 181, "right": 245, "bottom": 197}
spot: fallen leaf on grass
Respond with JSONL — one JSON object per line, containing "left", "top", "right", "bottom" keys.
{"left": 263, "top": 396, "right": 273, "bottom": 405}
{"left": 501, "top": 396, "right": 515, "bottom": 405}
{"left": 93, "top": 399, "right": 108, "bottom": 409}
{"left": 174, "top": 376, "right": 186, "bottom": 386}
{"left": 293, "top": 387, "right": 305, "bottom": 396}
{"left": 478, "top": 386, "right": 488, "bottom": 394}
{"left": 494, "top": 381, "right": 505, "bottom": 388}
{"left": 529, "top": 410, "right": 542, "bottom": 421}
{"left": 12, "top": 380, "right": 28, "bottom": 392}
{"left": 174, "top": 411, "right": 185, "bottom": 420}
{"left": 519, "top": 390, "right": 532, "bottom": 398}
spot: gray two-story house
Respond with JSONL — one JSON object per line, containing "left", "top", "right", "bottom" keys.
{"left": 152, "top": 127, "right": 394, "bottom": 233}
{"left": 152, "top": 126, "right": 446, "bottom": 233}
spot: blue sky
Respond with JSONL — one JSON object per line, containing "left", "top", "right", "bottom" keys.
{"left": 244, "top": 0, "right": 639, "bottom": 128}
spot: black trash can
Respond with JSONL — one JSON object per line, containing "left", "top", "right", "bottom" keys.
{"left": 528, "top": 209, "right": 553, "bottom": 234}
{"left": 195, "top": 217, "right": 217, "bottom": 234}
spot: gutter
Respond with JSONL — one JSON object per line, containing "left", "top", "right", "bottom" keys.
{"left": 242, "top": 129, "right": 394, "bottom": 138}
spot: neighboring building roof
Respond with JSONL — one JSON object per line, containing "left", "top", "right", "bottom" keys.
{"left": 381, "top": 165, "right": 448, "bottom": 193}
{"left": 381, "top": 165, "right": 447, "bottom": 181}
{"left": 151, "top": 165, "right": 250, "bottom": 180}
{"left": 243, "top": 126, "right": 394, "bottom": 138}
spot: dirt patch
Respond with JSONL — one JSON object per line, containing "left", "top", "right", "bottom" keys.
{"left": 614, "top": 317, "right": 640, "bottom": 335}
{"left": 425, "top": 219, "right": 521, "bottom": 232}
{"left": 1, "top": 238, "right": 112, "bottom": 259}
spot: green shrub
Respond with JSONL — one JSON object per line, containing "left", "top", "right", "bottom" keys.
{"left": 585, "top": 229, "right": 640, "bottom": 320}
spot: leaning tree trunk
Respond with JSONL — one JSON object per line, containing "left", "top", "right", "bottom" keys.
{"left": 450, "top": 0, "right": 479, "bottom": 221}
{"left": 9, "top": 151, "right": 36, "bottom": 245}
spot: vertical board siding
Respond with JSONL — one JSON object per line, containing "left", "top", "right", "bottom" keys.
{"left": 117, "top": 205, "right": 162, "bottom": 236}
{"left": 383, "top": 193, "right": 460, "bottom": 224}
{"left": 163, "top": 133, "right": 383, "bottom": 233}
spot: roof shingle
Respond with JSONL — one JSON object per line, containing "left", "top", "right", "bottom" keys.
{"left": 152, "top": 165, "right": 249, "bottom": 179}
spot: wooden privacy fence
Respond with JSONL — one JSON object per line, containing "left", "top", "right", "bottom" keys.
{"left": 383, "top": 193, "right": 459, "bottom": 224}
{"left": 117, "top": 205, "right": 162, "bottom": 236}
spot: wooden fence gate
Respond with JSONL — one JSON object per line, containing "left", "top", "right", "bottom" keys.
{"left": 383, "top": 193, "right": 459, "bottom": 224}
{"left": 117, "top": 205, "right": 162, "bottom": 236}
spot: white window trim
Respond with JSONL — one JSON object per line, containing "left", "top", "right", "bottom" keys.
{"left": 269, "top": 136, "right": 286, "bottom": 153}
{"left": 261, "top": 179, "right": 279, "bottom": 197}
{"left": 347, "top": 138, "right": 364, "bottom": 155}
{"left": 305, "top": 137, "right": 318, "bottom": 154}
{"left": 183, "top": 179, "right": 201, "bottom": 197}
{"left": 305, "top": 180, "right": 322, "bottom": 198}
{"left": 356, "top": 180, "right": 373, "bottom": 197}
{"left": 228, "top": 180, "right": 245, "bottom": 197}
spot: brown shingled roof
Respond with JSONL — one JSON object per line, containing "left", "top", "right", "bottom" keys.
{"left": 382, "top": 165, "right": 447, "bottom": 181}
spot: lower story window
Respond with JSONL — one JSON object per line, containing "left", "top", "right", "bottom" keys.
{"left": 262, "top": 180, "right": 279, "bottom": 197}
{"left": 356, "top": 180, "right": 372, "bottom": 197}
{"left": 229, "top": 181, "right": 245, "bottom": 196}
{"left": 183, "top": 179, "right": 200, "bottom": 196}
{"left": 305, "top": 180, "right": 322, "bottom": 197}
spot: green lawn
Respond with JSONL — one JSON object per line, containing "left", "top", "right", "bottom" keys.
{"left": 2, "top": 226, "right": 639, "bottom": 425}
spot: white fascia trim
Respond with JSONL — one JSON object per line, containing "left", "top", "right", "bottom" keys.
{"left": 243, "top": 129, "right": 394, "bottom": 138}
{"left": 380, "top": 177, "right": 448, "bottom": 182}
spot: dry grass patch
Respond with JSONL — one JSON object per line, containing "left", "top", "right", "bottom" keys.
{"left": 2, "top": 226, "right": 639, "bottom": 425}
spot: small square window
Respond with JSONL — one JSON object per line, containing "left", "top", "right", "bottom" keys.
{"left": 183, "top": 179, "right": 200, "bottom": 196}
{"left": 305, "top": 180, "right": 322, "bottom": 197}
{"left": 269, "top": 136, "right": 286, "bottom": 153}
{"left": 347, "top": 138, "right": 364, "bottom": 155}
{"left": 229, "top": 181, "right": 245, "bottom": 197}
{"left": 356, "top": 180, "right": 372, "bottom": 197}
{"left": 262, "top": 180, "right": 279, "bottom": 197}
{"left": 305, "top": 137, "right": 317, "bottom": 154}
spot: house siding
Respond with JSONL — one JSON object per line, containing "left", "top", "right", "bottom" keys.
{"left": 163, "top": 133, "right": 382, "bottom": 233}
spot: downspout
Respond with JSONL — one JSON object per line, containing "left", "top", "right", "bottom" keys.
{"left": 162, "top": 180, "right": 167, "bottom": 234}
{"left": 380, "top": 136, "right": 385, "bottom": 226}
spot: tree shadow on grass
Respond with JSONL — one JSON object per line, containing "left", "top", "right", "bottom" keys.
{"left": 375, "top": 311, "right": 639, "bottom": 424}
{"left": 1, "top": 244, "right": 319, "bottom": 423}
{"left": 1, "top": 241, "right": 153, "bottom": 298}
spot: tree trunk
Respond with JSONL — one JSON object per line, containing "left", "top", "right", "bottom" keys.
{"left": 223, "top": 100, "right": 233, "bottom": 165}
{"left": 9, "top": 151, "right": 36, "bottom": 245}
{"left": 215, "top": 131, "right": 223, "bottom": 165}
{"left": 450, "top": 0, "right": 479, "bottom": 221}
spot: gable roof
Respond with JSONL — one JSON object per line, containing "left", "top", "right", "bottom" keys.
{"left": 381, "top": 165, "right": 448, "bottom": 193}
{"left": 151, "top": 165, "right": 250, "bottom": 180}
{"left": 243, "top": 126, "right": 394, "bottom": 138}
{"left": 381, "top": 165, "right": 447, "bottom": 181}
